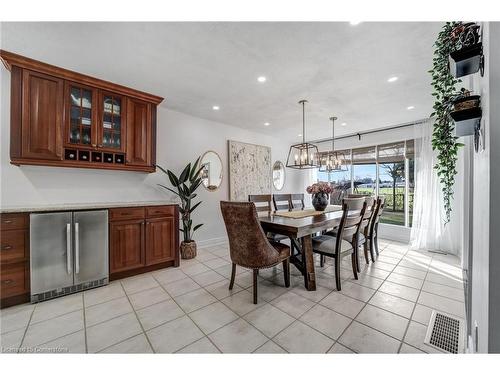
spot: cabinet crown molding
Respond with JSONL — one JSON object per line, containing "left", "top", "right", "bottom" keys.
{"left": 0, "top": 50, "right": 164, "bottom": 105}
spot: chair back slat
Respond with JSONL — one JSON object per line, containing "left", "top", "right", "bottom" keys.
{"left": 248, "top": 194, "right": 272, "bottom": 216}
{"left": 291, "top": 193, "right": 305, "bottom": 210}
{"left": 337, "top": 198, "right": 367, "bottom": 243}
{"left": 273, "top": 194, "right": 292, "bottom": 211}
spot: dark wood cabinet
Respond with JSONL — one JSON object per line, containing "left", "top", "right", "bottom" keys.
{"left": 109, "top": 219, "right": 145, "bottom": 274}
{"left": 126, "top": 98, "right": 152, "bottom": 167}
{"left": 21, "top": 69, "right": 64, "bottom": 160}
{"left": 0, "top": 213, "right": 30, "bottom": 308}
{"left": 109, "top": 205, "right": 179, "bottom": 280}
{"left": 1, "top": 50, "right": 163, "bottom": 173}
{"left": 146, "top": 217, "right": 175, "bottom": 265}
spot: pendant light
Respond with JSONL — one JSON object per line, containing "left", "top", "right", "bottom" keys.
{"left": 286, "top": 100, "right": 320, "bottom": 169}
{"left": 318, "top": 116, "right": 348, "bottom": 172}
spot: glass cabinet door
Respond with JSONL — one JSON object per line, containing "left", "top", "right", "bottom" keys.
{"left": 69, "top": 85, "right": 94, "bottom": 146}
{"left": 100, "top": 93, "right": 123, "bottom": 151}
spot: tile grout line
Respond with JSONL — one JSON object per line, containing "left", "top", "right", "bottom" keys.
{"left": 81, "top": 293, "right": 88, "bottom": 353}
{"left": 16, "top": 303, "right": 36, "bottom": 353}
{"left": 151, "top": 270, "right": 224, "bottom": 353}
{"left": 327, "top": 244, "right": 407, "bottom": 353}
{"left": 397, "top": 251, "right": 434, "bottom": 353}
{"left": 117, "top": 281, "right": 156, "bottom": 354}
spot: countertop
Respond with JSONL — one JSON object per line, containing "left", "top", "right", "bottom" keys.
{"left": 0, "top": 200, "right": 178, "bottom": 213}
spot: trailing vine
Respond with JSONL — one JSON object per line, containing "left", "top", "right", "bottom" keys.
{"left": 430, "top": 22, "right": 463, "bottom": 223}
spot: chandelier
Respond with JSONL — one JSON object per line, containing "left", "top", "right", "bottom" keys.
{"left": 286, "top": 100, "right": 320, "bottom": 169}
{"left": 318, "top": 116, "right": 348, "bottom": 172}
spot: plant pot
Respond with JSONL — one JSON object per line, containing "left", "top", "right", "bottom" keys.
{"left": 452, "top": 95, "right": 480, "bottom": 111}
{"left": 449, "top": 42, "right": 484, "bottom": 78}
{"left": 180, "top": 241, "right": 197, "bottom": 259}
{"left": 451, "top": 107, "right": 482, "bottom": 138}
{"left": 312, "top": 192, "right": 329, "bottom": 211}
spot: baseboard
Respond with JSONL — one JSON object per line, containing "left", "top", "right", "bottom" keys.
{"left": 378, "top": 223, "right": 410, "bottom": 243}
{"left": 197, "top": 236, "right": 228, "bottom": 249}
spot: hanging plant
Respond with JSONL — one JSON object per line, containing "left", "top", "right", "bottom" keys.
{"left": 430, "top": 21, "right": 464, "bottom": 223}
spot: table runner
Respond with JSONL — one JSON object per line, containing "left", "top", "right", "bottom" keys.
{"left": 273, "top": 205, "right": 342, "bottom": 219}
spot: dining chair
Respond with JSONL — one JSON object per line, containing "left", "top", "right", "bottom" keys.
{"left": 290, "top": 193, "right": 305, "bottom": 210}
{"left": 272, "top": 193, "right": 292, "bottom": 212}
{"left": 363, "top": 196, "right": 385, "bottom": 262}
{"left": 348, "top": 195, "right": 376, "bottom": 268}
{"left": 312, "top": 198, "right": 366, "bottom": 291}
{"left": 220, "top": 201, "right": 291, "bottom": 304}
{"left": 248, "top": 194, "right": 288, "bottom": 242}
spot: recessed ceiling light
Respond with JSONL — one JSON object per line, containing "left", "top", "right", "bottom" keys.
{"left": 349, "top": 21, "right": 361, "bottom": 26}
{"left": 341, "top": 122, "right": 347, "bottom": 126}
{"left": 257, "top": 76, "right": 267, "bottom": 83}
{"left": 407, "top": 106, "right": 415, "bottom": 110}
{"left": 212, "top": 105, "right": 220, "bottom": 111}
{"left": 264, "top": 122, "right": 270, "bottom": 126}
{"left": 298, "top": 134, "right": 302, "bottom": 137}
{"left": 387, "top": 76, "right": 399, "bottom": 83}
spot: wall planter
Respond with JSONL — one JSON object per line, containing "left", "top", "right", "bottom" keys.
{"left": 449, "top": 42, "right": 484, "bottom": 78}
{"left": 451, "top": 107, "right": 482, "bottom": 137}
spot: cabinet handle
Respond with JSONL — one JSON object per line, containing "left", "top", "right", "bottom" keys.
{"left": 98, "top": 144, "right": 103, "bottom": 148}
{"left": 2, "top": 279, "right": 14, "bottom": 285}
{"left": 75, "top": 222, "right": 80, "bottom": 274}
{"left": 3, "top": 220, "right": 13, "bottom": 224}
{"left": 1, "top": 245, "right": 13, "bottom": 250}
{"left": 66, "top": 223, "right": 72, "bottom": 275}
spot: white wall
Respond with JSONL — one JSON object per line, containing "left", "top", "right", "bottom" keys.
{"left": 0, "top": 67, "right": 305, "bottom": 246}
{"left": 468, "top": 22, "right": 491, "bottom": 353}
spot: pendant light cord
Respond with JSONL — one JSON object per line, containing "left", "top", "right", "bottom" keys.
{"left": 302, "top": 101, "right": 306, "bottom": 143}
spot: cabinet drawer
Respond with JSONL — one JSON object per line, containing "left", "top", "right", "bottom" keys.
{"left": 1, "top": 213, "right": 28, "bottom": 231}
{"left": 0, "top": 230, "right": 27, "bottom": 263}
{"left": 146, "top": 205, "right": 175, "bottom": 218}
{"left": 109, "top": 207, "right": 145, "bottom": 221}
{"left": 1, "top": 262, "right": 29, "bottom": 298}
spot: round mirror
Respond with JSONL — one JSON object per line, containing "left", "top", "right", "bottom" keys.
{"left": 272, "top": 161, "right": 286, "bottom": 191}
{"left": 200, "top": 151, "right": 223, "bottom": 191}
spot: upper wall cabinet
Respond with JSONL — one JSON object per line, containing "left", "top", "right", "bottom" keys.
{"left": 1, "top": 50, "right": 164, "bottom": 173}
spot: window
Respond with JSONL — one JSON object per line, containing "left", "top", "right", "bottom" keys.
{"left": 315, "top": 140, "right": 415, "bottom": 228}
{"left": 377, "top": 142, "right": 406, "bottom": 226}
{"left": 352, "top": 146, "right": 376, "bottom": 196}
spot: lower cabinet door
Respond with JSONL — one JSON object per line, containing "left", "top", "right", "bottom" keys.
{"left": 145, "top": 217, "right": 175, "bottom": 266}
{"left": 109, "top": 219, "right": 145, "bottom": 274}
{"left": 1, "top": 262, "right": 29, "bottom": 299}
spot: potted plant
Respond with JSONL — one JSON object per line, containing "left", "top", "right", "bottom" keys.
{"left": 448, "top": 88, "right": 482, "bottom": 138}
{"left": 157, "top": 157, "right": 204, "bottom": 259}
{"left": 449, "top": 22, "right": 484, "bottom": 78}
{"left": 306, "top": 182, "right": 333, "bottom": 211}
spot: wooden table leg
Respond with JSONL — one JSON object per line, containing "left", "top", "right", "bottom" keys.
{"left": 301, "top": 235, "right": 316, "bottom": 291}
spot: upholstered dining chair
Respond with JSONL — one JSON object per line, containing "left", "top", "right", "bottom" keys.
{"left": 220, "top": 201, "right": 291, "bottom": 304}
{"left": 360, "top": 196, "right": 385, "bottom": 262}
{"left": 312, "top": 198, "right": 366, "bottom": 291}
{"left": 248, "top": 194, "right": 288, "bottom": 243}
{"left": 272, "top": 194, "right": 292, "bottom": 212}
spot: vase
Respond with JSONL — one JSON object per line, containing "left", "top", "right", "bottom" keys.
{"left": 180, "top": 241, "right": 197, "bottom": 259}
{"left": 312, "top": 192, "right": 329, "bottom": 211}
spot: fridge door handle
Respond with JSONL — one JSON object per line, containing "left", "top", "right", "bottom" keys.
{"left": 75, "top": 222, "right": 80, "bottom": 274}
{"left": 66, "top": 223, "right": 72, "bottom": 274}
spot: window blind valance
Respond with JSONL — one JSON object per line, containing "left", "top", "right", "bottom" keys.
{"left": 377, "top": 141, "right": 405, "bottom": 163}
{"left": 352, "top": 146, "right": 376, "bottom": 165}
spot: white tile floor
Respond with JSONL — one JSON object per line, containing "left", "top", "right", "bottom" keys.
{"left": 0, "top": 239, "right": 465, "bottom": 354}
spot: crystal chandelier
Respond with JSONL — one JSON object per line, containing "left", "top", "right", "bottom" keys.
{"left": 286, "top": 100, "right": 320, "bottom": 169}
{"left": 318, "top": 116, "right": 347, "bottom": 172}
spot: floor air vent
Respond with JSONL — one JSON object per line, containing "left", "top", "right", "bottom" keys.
{"left": 424, "top": 310, "right": 465, "bottom": 354}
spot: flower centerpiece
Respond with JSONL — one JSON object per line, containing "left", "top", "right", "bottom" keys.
{"left": 306, "top": 182, "right": 333, "bottom": 211}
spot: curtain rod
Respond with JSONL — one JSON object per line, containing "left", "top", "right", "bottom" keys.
{"left": 312, "top": 118, "right": 427, "bottom": 144}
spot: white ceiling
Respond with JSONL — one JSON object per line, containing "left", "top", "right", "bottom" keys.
{"left": 1, "top": 22, "right": 441, "bottom": 142}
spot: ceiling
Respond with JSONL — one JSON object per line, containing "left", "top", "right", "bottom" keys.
{"left": 1, "top": 22, "right": 441, "bottom": 142}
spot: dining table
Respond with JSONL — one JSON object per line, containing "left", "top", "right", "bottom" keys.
{"left": 259, "top": 205, "right": 344, "bottom": 292}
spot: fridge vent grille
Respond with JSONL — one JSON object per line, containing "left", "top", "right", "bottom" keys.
{"left": 31, "top": 277, "right": 108, "bottom": 303}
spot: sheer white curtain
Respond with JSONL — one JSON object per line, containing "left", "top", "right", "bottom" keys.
{"left": 410, "top": 119, "right": 464, "bottom": 256}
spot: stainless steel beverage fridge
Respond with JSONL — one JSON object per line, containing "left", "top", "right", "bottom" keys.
{"left": 30, "top": 210, "right": 108, "bottom": 302}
